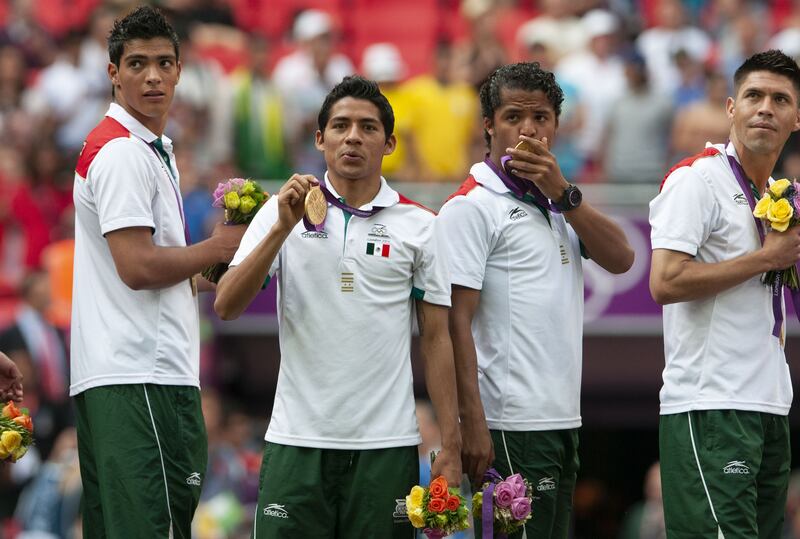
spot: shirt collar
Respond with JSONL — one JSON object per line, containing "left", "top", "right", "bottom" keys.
{"left": 323, "top": 172, "right": 399, "bottom": 209}
{"left": 469, "top": 160, "right": 510, "bottom": 195}
{"left": 106, "top": 102, "right": 173, "bottom": 149}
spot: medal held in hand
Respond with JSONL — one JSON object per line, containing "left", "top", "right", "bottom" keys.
{"left": 304, "top": 186, "right": 328, "bottom": 226}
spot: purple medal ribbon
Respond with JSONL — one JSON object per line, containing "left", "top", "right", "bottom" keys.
{"left": 147, "top": 142, "right": 191, "bottom": 245}
{"left": 302, "top": 174, "right": 388, "bottom": 231}
{"left": 481, "top": 468, "right": 508, "bottom": 539}
{"left": 725, "top": 145, "right": 797, "bottom": 338}
{"left": 483, "top": 155, "right": 556, "bottom": 212}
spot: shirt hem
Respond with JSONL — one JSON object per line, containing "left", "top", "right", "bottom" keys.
{"left": 449, "top": 274, "right": 483, "bottom": 290}
{"left": 265, "top": 432, "right": 422, "bottom": 450}
{"left": 651, "top": 238, "right": 697, "bottom": 256}
{"left": 660, "top": 401, "right": 791, "bottom": 416}
{"left": 485, "top": 417, "right": 582, "bottom": 431}
{"left": 70, "top": 374, "right": 199, "bottom": 396}
{"left": 101, "top": 216, "right": 156, "bottom": 236}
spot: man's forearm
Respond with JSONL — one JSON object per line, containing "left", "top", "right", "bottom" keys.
{"left": 651, "top": 249, "right": 770, "bottom": 305}
{"left": 564, "top": 202, "right": 634, "bottom": 274}
{"left": 215, "top": 224, "right": 290, "bottom": 320}
{"left": 450, "top": 317, "right": 486, "bottom": 423}
{"left": 420, "top": 317, "right": 462, "bottom": 451}
{"left": 122, "top": 238, "right": 224, "bottom": 290}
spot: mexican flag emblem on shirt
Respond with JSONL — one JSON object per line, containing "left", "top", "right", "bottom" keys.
{"left": 366, "top": 242, "right": 390, "bottom": 257}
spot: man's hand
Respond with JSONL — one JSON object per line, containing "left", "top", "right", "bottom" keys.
{"left": 276, "top": 174, "right": 318, "bottom": 232}
{"left": 0, "top": 352, "right": 23, "bottom": 402}
{"left": 210, "top": 222, "right": 247, "bottom": 264}
{"left": 503, "top": 136, "right": 569, "bottom": 201}
{"left": 761, "top": 225, "right": 800, "bottom": 270}
{"left": 430, "top": 447, "right": 462, "bottom": 488}
{"left": 461, "top": 415, "right": 495, "bottom": 487}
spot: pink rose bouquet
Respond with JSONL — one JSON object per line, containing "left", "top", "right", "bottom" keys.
{"left": 472, "top": 469, "right": 533, "bottom": 537}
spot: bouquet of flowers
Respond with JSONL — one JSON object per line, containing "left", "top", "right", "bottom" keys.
{"left": 201, "top": 178, "right": 269, "bottom": 283}
{"left": 753, "top": 178, "right": 800, "bottom": 289}
{"left": 472, "top": 470, "right": 533, "bottom": 537}
{"left": 405, "top": 475, "right": 470, "bottom": 539}
{"left": 0, "top": 401, "right": 33, "bottom": 462}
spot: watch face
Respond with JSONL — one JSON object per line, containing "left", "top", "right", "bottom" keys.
{"left": 568, "top": 188, "right": 582, "bottom": 206}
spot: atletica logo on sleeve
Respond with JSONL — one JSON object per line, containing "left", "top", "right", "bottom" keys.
{"left": 185, "top": 472, "right": 202, "bottom": 486}
{"left": 536, "top": 477, "right": 557, "bottom": 492}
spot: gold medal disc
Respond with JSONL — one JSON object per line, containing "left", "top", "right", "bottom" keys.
{"left": 304, "top": 187, "right": 327, "bottom": 225}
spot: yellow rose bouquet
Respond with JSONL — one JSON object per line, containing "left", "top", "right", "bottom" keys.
{"left": 0, "top": 401, "right": 33, "bottom": 462}
{"left": 405, "top": 475, "right": 470, "bottom": 539}
{"left": 753, "top": 178, "right": 800, "bottom": 289}
{"left": 202, "top": 178, "right": 270, "bottom": 283}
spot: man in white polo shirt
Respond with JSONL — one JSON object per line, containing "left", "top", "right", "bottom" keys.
{"left": 215, "top": 75, "right": 461, "bottom": 538}
{"left": 650, "top": 50, "right": 800, "bottom": 538}
{"left": 71, "top": 6, "right": 243, "bottom": 538}
{"left": 437, "top": 62, "right": 634, "bottom": 538}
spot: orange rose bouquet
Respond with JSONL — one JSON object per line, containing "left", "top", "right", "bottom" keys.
{"left": 404, "top": 475, "right": 470, "bottom": 538}
{"left": 0, "top": 401, "right": 33, "bottom": 462}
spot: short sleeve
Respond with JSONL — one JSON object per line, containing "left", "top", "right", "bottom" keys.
{"left": 437, "top": 195, "right": 495, "bottom": 290}
{"left": 650, "top": 166, "right": 717, "bottom": 256}
{"left": 411, "top": 216, "right": 451, "bottom": 307}
{"left": 230, "top": 195, "right": 281, "bottom": 277}
{"left": 90, "top": 139, "right": 157, "bottom": 236}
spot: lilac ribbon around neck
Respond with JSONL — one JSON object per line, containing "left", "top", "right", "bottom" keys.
{"left": 302, "top": 175, "right": 388, "bottom": 231}
{"left": 484, "top": 156, "right": 556, "bottom": 212}
{"left": 482, "top": 468, "right": 507, "bottom": 539}
{"left": 147, "top": 143, "right": 191, "bottom": 245}
{"left": 725, "top": 147, "right": 798, "bottom": 338}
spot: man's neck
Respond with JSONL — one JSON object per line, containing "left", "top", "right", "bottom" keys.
{"left": 731, "top": 137, "right": 778, "bottom": 194}
{"left": 115, "top": 99, "right": 166, "bottom": 137}
{"left": 328, "top": 174, "right": 382, "bottom": 208}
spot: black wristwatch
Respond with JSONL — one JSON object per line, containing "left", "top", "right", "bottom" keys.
{"left": 553, "top": 184, "right": 582, "bottom": 212}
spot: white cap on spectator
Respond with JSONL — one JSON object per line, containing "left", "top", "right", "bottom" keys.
{"left": 362, "top": 43, "right": 406, "bottom": 82}
{"left": 517, "top": 18, "right": 561, "bottom": 50}
{"left": 582, "top": 9, "right": 619, "bottom": 39}
{"left": 293, "top": 9, "right": 332, "bottom": 41}
{"left": 770, "top": 28, "right": 800, "bottom": 59}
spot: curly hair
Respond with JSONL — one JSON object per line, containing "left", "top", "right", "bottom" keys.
{"left": 318, "top": 75, "right": 395, "bottom": 141}
{"left": 108, "top": 5, "right": 179, "bottom": 67}
{"left": 479, "top": 62, "right": 564, "bottom": 148}
{"left": 734, "top": 49, "right": 800, "bottom": 100}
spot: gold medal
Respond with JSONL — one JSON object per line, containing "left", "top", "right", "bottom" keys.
{"left": 514, "top": 139, "right": 535, "bottom": 152}
{"left": 304, "top": 186, "right": 327, "bottom": 226}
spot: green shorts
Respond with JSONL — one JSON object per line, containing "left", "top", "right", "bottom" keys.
{"left": 478, "top": 429, "right": 579, "bottom": 539}
{"left": 660, "top": 410, "right": 790, "bottom": 539}
{"left": 252, "top": 442, "right": 418, "bottom": 538}
{"left": 75, "top": 384, "right": 207, "bottom": 539}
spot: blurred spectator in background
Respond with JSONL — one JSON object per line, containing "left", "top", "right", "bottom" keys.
{"left": 0, "top": 0, "right": 55, "bottom": 70}
{"left": 671, "top": 71, "right": 730, "bottom": 160}
{"left": 178, "top": 149, "right": 215, "bottom": 244}
{"left": 617, "top": 461, "right": 665, "bottom": 539}
{"left": 273, "top": 9, "right": 354, "bottom": 178}
{"left": 0, "top": 272, "right": 66, "bottom": 404}
{"left": 13, "top": 427, "right": 81, "bottom": 538}
{"left": 557, "top": 8, "right": 627, "bottom": 182}
{"left": 671, "top": 49, "right": 707, "bottom": 109}
{"left": 22, "top": 30, "right": 100, "bottom": 153}
{"left": 0, "top": 350, "right": 23, "bottom": 402}
{"left": 402, "top": 41, "right": 480, "bottom": 183}
{"left": 171, "top": 22, "right": 233, "bottom": 172}
{"left": 361, "top": 42, "right": 416, "bottom": 182}
{"left": 712, "top": 1, "right": 768, "bottom": 82}
{"left": 231, "top": 34, "right": 291, "bottom": 181}
{"left": 515, "top": 0, "right": 585, "bottom": 63}
{"left": 603, "top": 50, "right": 673, "bottom": 184}
{"left": 636, "top": 0, "right": 712, "bottom": 95}
{"left": 456, "top": 0, "right": 508, "bottom": 88}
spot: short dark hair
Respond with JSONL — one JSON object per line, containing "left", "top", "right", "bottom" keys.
{"left": 317, "top": 75, "right": 394, "bottom": 141}
{"left": 108, "top": 5, "right": 180, "bottom": 67}
{"left": 479, "top": 62, "right": 564, "bottom": 148}
{"left": 733, "top": 49, "right": 800, "bottom": 101}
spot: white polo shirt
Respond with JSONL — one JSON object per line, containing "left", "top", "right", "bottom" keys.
{"left": 230, "top": 176, "right": 451, "bottom": 449}
{"left": 437, "top": 162, "right": 584, "bottom": 431}
{"left": 650, "top": 142, "right": 792, "bottom": 416}
{"left": 70, "top": 103, "right": 199, "bottom": 396}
